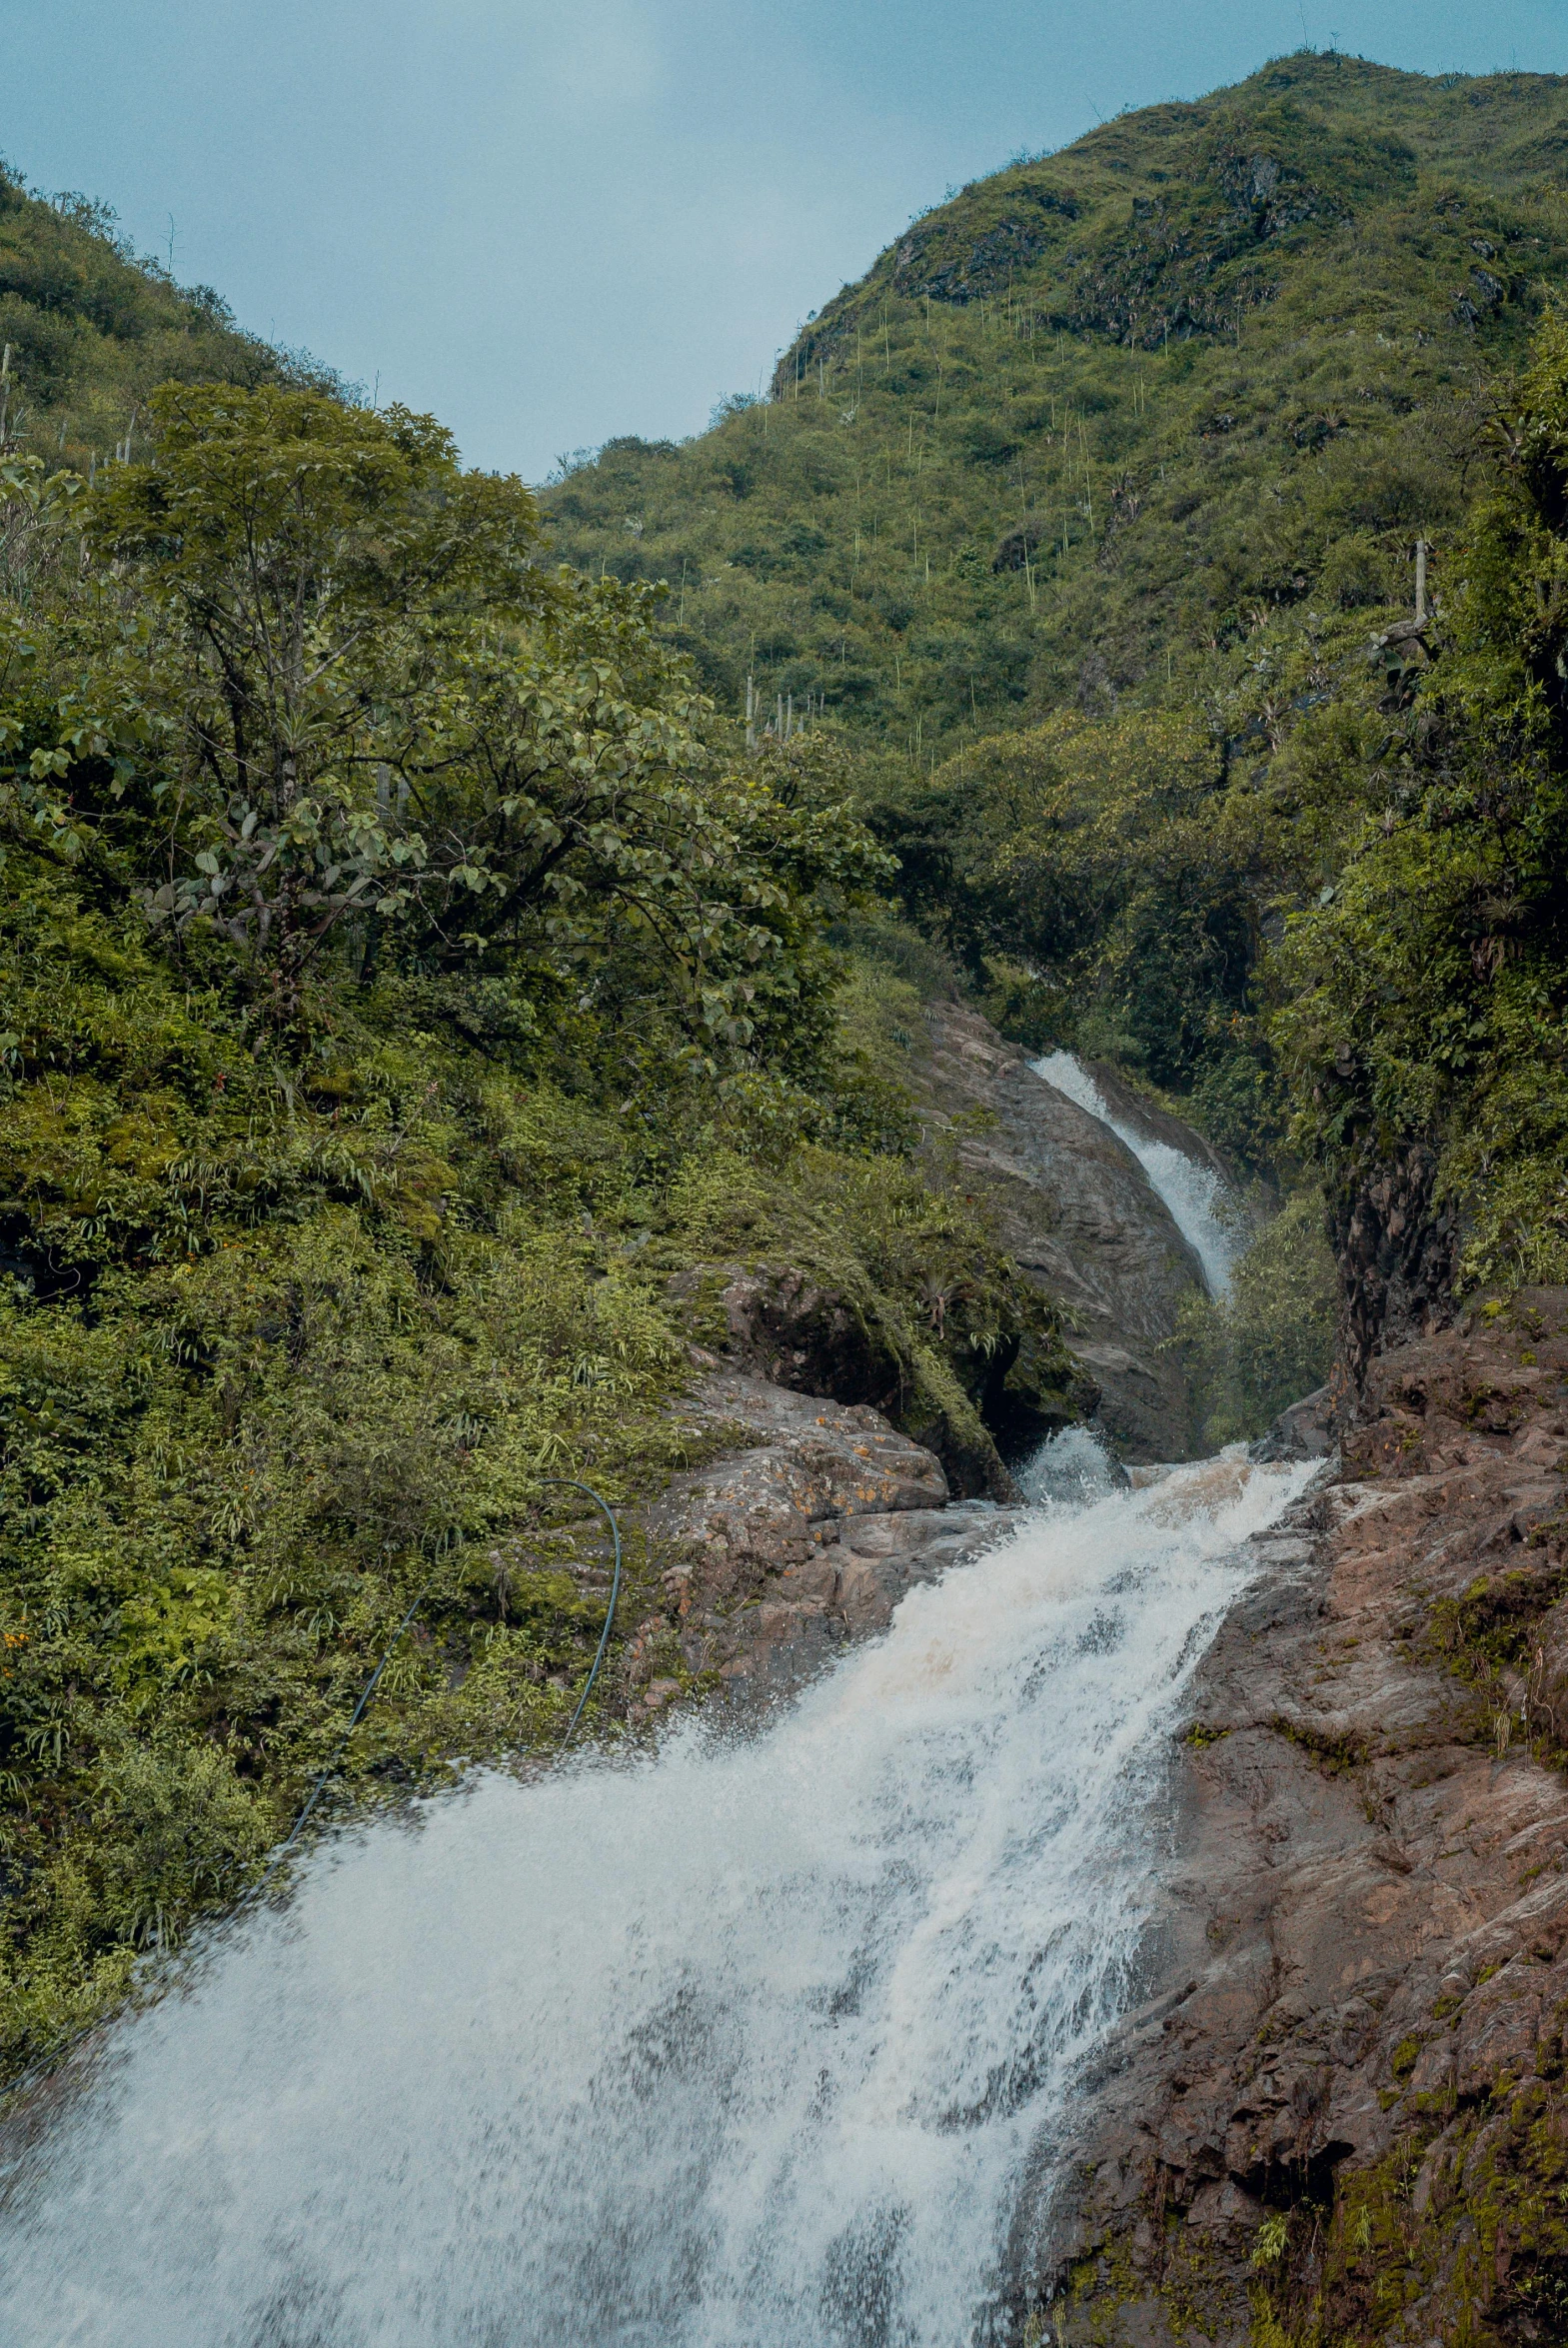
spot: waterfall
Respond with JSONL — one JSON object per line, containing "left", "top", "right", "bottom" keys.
{"left": 1032, "top": 1053, "right": 1240, "bottom": 1298}
{"left": 0, "top": 1448, "right": 1313, "bottom": 2348}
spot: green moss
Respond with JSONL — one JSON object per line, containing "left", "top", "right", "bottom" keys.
{"left": 1390, "top": 2035, "right": 1424, "bottom": 2080}
{"left": 1421, "top": 1560, "right": 1568, "bottom": 1767}
{"left": 1272, "top": 1715, "right": 1370, "bottom": 1775}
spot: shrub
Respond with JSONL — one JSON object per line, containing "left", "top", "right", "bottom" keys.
{"left": 1173, "top": 1190, "right": 1337, "bottom": 1447}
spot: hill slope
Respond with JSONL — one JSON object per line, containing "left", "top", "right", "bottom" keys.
{"left": 544, "top": 54, "right": 1568, "bottom": 755}
{"left": 0, "top": 160, "right": 343, "bottom": 466}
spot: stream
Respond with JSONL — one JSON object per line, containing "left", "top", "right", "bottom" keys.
{"left": 0, "top": 1445, "right": 1314, "bottom": 2348}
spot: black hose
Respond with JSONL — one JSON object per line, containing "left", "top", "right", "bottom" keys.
{"left": 261, "top": 1475, "right": 620, "bottom": 1884}
{"left": 254, "top": 1585, "right": 430, "bottom": 1894}
{"left": 544, "top": 1476, "right": 624, "bottom": 1746}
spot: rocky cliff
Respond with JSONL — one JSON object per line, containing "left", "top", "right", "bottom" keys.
{"left": 598, "top": 1007, "right": 1219, "bottom": 1719}
{"left": 1031, "top": 1289, "right": 1568, "bottom": 2348}
{"left": 625, "top": 1367, "right": 1024, "bottom": 1716}
{"left": 914, "top": 1005, "right": 1209, "bottom": 1460}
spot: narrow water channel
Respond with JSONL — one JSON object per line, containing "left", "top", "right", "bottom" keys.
{"left": 1032, "top": 1052, "right": 1241, "bottom": 1298}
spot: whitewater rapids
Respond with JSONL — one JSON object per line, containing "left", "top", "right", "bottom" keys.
{"left": 0, "top": 1444, "right": 1313, "bottom": 2348}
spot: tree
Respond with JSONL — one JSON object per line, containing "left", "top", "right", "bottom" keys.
{"left": 85, "top": 386, "right": 543, "bottom": 1029}
{"left": 1270, "top": 309, "right": 1568, "bottom": 1315}
{"left": 0, "top": 384, "right": 891, "bottom": 1095}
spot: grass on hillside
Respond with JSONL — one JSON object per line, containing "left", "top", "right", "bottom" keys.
{"left": 544, "top": 55, "right": 1568, "bottom": 761}
{"left": 0, "top": 160, "right": 345, "bottom": 473}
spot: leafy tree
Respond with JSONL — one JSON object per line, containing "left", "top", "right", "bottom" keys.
{"left": 1, "top": 387, "right": 891, "bottom": 1087}
{"left": 82, "top": 386, "right": 542, "bottom": 1026}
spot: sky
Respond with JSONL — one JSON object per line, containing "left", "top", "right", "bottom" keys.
{"left": 4, "top": 0, "right": 1568, "bottom": 481}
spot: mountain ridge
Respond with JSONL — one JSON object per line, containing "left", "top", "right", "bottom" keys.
{"left": 781, "top": 52, "right": 1568, "bottom": 387}
{"left": 544, "top": 55, "right": 1568, "bottom": 758}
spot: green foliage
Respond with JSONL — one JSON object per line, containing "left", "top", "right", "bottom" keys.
{"left": 1173, "top": 1192, "right": 1338, "bottom": 1446}
{"left": 0, "top": 161, "right": 345, "bottom": 466}
{"left": 1250, "top": 2212, "right": 1290, "bottom": 2269}
{"left": 1268, "top": 308, "right": 1568, "bottom": 1292}
{"left": 546, "top": 57, "right": 1567, "bottom": 761}
{"left": 560, "top": 62, "right": 1568, "bottom": 1310}
{"left": 0, "top": 368, "right": 1058, "bottom": 2083}
{"left": 20, "top": 50, "right": 1568, "bottom": 2097}
{"left": 649, "top": 1128, "right": 1072, "bottom": 1477}
{"left": 0, "top": 388, "right": 892, "bottom": 1079}
{"left": 542, "top": 58, "right": 1568, "bottom": 1186}
{"left": 915, "top": 707, "right": 1255, "bottom": 1094}
{"left": 0, "top": 845, "right": 1055, "bottom": 2079}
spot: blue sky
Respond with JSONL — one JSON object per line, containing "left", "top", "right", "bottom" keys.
{"left": 4, "top": 0, "right": 1567, "bottom": 479}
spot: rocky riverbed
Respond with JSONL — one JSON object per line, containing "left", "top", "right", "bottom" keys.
{"left": 1034, "top": 1287, "right": 1568, "bottom": 2348}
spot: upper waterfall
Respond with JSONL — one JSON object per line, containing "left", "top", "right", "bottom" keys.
{"left": 1031, "top": 1054, "right": 1240, "bottom": 1300}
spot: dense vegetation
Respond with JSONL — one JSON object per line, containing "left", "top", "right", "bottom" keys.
{"left": 548, "top": 53, "right": 1567, "bottom": 749}
{"left": 0, "top": 380, "right": 1061, "bottom": 2080}
{"left": 552, "top": 53, "right": 1568, "bottom": 1311}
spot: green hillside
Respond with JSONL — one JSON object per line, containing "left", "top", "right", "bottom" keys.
{"left": 545, "top": 54, "right": 1568, "bottom": 753}
{"left": 0, "top": 160, "right": 342, "bottom": 466}
{"left": 0, "top": 336, "right": 1061, "bottom": 2068}
{"left": 547, "top": 53, "right": 1568, "bottom": 1286}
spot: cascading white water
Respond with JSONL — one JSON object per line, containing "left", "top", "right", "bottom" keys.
{"left": 1032, "top": 1052, "right": 1240, "bottom": 1297}
{"left": 0, "top": 1446, "right": 1312, "bottom": 2348}
{"left": 1013, "top": 1420, "right": 1125, "bottom": 1509}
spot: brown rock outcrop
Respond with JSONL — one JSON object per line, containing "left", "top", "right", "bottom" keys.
{"left": 704, "top": 1262, "right": 1017, "bottom": 1498}
{"left": 1025, "top": 1290, "right": 1568, "bottom": 2347}
{"left": 913, "top": 1004, "right": 1208, "bottom": 1458}
{"left": 626, "top": 1368, "right": 1021, "bottom": 1712}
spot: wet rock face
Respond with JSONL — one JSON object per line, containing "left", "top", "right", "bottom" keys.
{"left": 665, "top": 1007, "right": 1217, "bottom": 1469}
{"left": 1033, "top": 1290, "right": 1568, "bottom": 2348}
{"left": 628, "top": 1369, "right": 1021, "bottom": 1715}
{"left": 1080, "top": 1059, "right": 1240, "bottom": 1191}
{"left": 715, "top": 1266, "right": 903, "bottom": 1408}
{"left": 915, "top": 1005, "right": 1208, "bottom": 1460}
{"left": 710, "top": 1264, "right": 1015, "bottom": 1500}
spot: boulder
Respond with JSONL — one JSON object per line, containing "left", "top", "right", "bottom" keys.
{"left": 1250, "top": 1380, "right": 1338, "bottom": 1462}
{"left": 709, "top": 1262, "right": 1016, "bottom": 1499}
{"left": 631, "top": 1368, "right": 1023, "bottom": 1709}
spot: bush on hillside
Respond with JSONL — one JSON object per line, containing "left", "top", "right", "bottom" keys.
{"left": 1172, "top": 1191, "right": 1338, "bottom": 1448}
{"left": 0, "top": 387, "right": 1068, "bottom": 2084}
